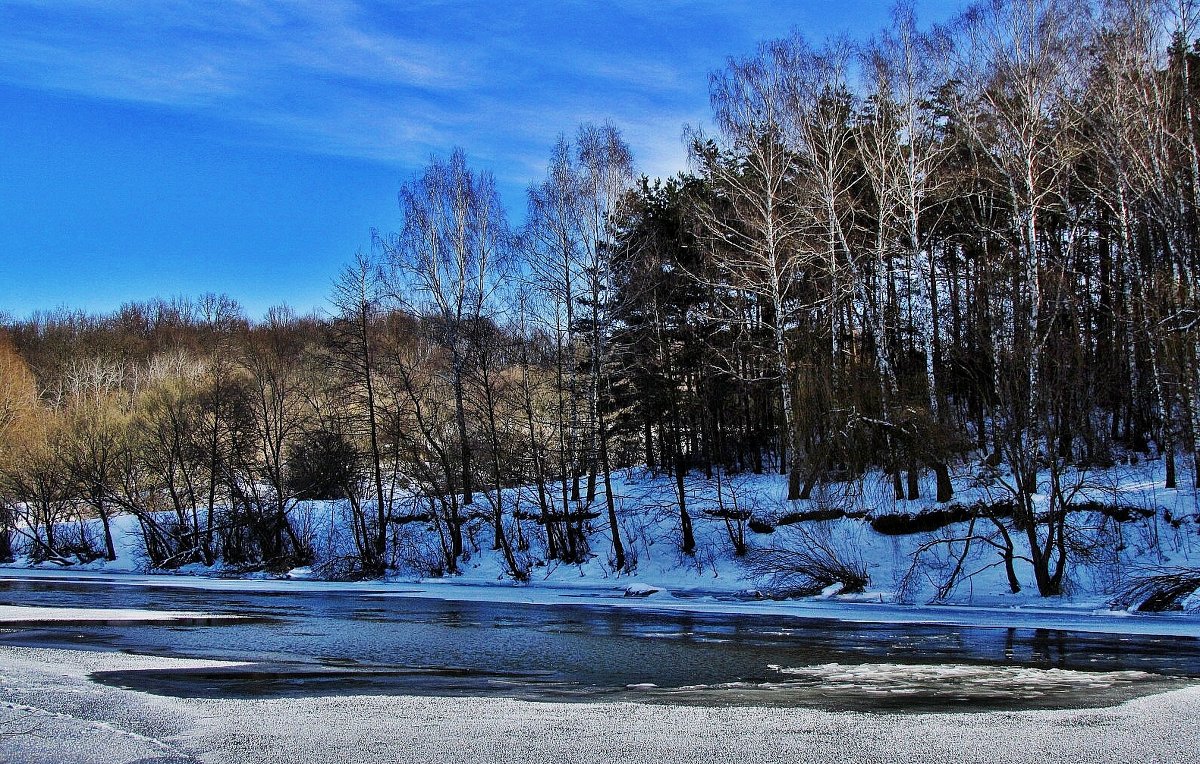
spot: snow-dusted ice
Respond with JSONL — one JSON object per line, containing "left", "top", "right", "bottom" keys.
{"left": 0, "top": 605, "right": 234, "bottom": 624}
{"left": 1, "top": 646, "right": 1198, "bottom": 764}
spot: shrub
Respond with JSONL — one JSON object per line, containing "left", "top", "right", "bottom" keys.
{"left": 285, "top": 429, "right": 361, "bottom": 501}
{"left": 871, "top": 501, "right": 1015, "bottom": 535}
{"left": 777, "top": 508, "right": 856, "bottom": 525}
{"left": 1112, "top": 568, "right": 1200, "bottom": 612}
{"left": 748, "top": 517, "right": 775, "bottom": 534}
{"left": 743, "top": 525, "right": 868, "bottom": 598}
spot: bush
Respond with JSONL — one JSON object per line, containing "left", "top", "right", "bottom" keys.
{"left": 776, "top": 508, "right": 860, "bottom": 525}
{"left": 1112, "top": 568, "right": 1200, "bottom": 612}
{"left": 748, "top": 517, "right": 775, "bottom": 534}
{"left": 1065, "top": 501, "right": 1155, "bottom": 523}
{"left": 870, "top": 500, "right": 1154, "bottom": 537}
{"left": 871, "top": 502, "right": 1014, "bottom": 535}
{"left": 743, "top": 525, "right": 868, "bottom": 598}
{"left": 285, "top": 430, "right": 362, "bottom": 501}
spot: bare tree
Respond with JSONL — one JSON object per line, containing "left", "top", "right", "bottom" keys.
{"left": 949, "top": 0, "right": 1094, "bottom": 595}
{"left": 0, "top": 333, "right": 42, "bottom": 560}
{"left": 691, "top": 37, "right": 813, "bottom": 500}
{"left": 385, "top": 149, "right": 509, "bottom": 509}
{"left": 525, "top": 136, "right": 590, "bottom": 561}
{"left": 58, "top": 393, "right": 126, "bottom": 561}
{"left": 575, "top": 123, "right": 636, "bottom": 571}
{"left": 234, "top": 307, "right": 310, "bottom": 568}
{"left": 327, "top": 251, "right": 390, "bottom": 575}
{"left": 859, "top": 2, "right": 957, "bottom": 500}
{"left": 524, "top": 125, "right": 636, "bottom": 570}
{"left": 383, "top": 149, "right": 512, "bottom": 567}
{"left": 194, "top": 293, "right": 246, "bottom": 564}
{"left": 1090, "top": 0, "right": 1200, "bottom": 489}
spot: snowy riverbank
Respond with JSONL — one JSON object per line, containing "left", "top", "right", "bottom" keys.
{"left": 5, "top": 461, "right": 1200, "bottom": 637}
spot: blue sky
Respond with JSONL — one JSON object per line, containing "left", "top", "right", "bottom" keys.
{"left": 0, "top": 1, "right": 966, "bottom": 320}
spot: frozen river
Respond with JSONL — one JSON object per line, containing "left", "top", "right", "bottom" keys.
{"left": 1, "top": 571, "right": 1197, "bottom": 712}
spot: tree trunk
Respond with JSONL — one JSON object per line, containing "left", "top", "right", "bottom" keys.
{"left": 597, "top": 404, "right": 625, "bottom": 571}
{"left": 453, "top": 361, "right": 473, "bottom": 506}
{"left": 98, "top": 503, "right": 116, "bottom": 561}
{"left": 933, "top": 462, "right": 953, "bottom": 503}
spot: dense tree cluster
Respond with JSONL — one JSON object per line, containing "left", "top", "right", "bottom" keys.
{"left": 2, "top": 0, "right": 1199, "bottom": 595}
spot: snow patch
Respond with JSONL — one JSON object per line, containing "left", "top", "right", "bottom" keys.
{"left": 624, "top": 583, "right": 663, "bottom": 597}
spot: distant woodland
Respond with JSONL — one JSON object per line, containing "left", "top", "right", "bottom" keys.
{"left": 3, "top": 0, "right": 1200, "bottom": 597}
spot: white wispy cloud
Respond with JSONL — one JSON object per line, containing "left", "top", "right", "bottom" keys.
{"left": 0, "top": 0, "right": 967, "bottom": 187}
{"left": 0, "top": 1, "right": 478, "bottom": 114}
{"left": 0, "top": 0, "right": 712, "bottom": 172}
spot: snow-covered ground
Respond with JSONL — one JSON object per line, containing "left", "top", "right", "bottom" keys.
{"left": 1, "top": 645, "right": 1198, "bottom": 764}
{"left": 4, "top": 460, "right": 1199, "bottom": 635}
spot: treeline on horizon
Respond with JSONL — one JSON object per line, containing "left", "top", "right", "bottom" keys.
{"left": 2, "top": 0, "right": 1199, "bottom": 597}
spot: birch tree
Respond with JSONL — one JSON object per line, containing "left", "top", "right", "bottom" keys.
{"left": 691, "top": 37, "right": 813, "bottom": 500}
{"left": 951, "top": 0, "right": 1093, "bottom": 595}
{"left": 859, "top": 2, "right": 957, "bottom": 500}
{"left": 327, "top": 251, "right": 390, "bottom": 575}
{"left": 385, "top": 149, "right": 512, "bottom": 565}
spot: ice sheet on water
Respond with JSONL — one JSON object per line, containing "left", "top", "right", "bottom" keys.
{"left": 0, "top": 605, "right": 238, "bottom": 623}
{"left": 632, "top": 662, "right": 1177, "bottom": 711}
{"left": 623, "top": 583, "right": 663, "bottom": 597}
{"left": 770, "top": 662, "right": 1158, "bottom": 695}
